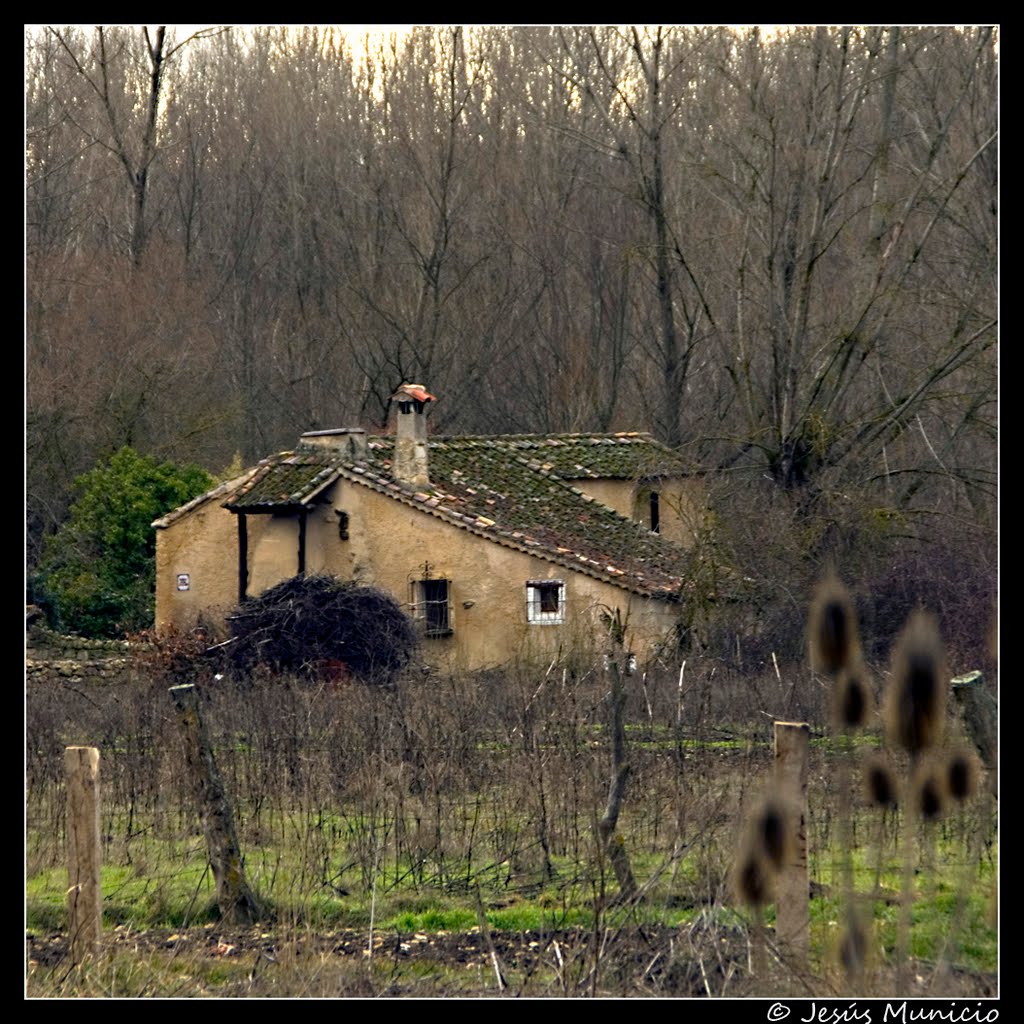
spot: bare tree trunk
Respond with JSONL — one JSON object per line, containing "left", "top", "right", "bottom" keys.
{"left": 169, "top": 683, "right": 263, "bottom": 924}
{"left": 48, "top": 25, "right": 221, "bottom": 267}
{"left": 597, "top": 654, "right": 638, "bottom": 899}
{"left": 867, "top": 26, "right": 900, "bottom": 257}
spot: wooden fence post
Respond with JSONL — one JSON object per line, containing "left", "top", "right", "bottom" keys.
{"left": 169, "top": 683, "right": 262, "bottom": 924}
{"left": 951, "top": 671, "right": 998, "bottom": 774}
{"left": 773, "top": 721, "right": 810, "bottom": 963}
{"left": 65, "top": 746, "right": 102, "bottom": 964}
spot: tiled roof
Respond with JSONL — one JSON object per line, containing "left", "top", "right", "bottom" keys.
{"left": 475, "top": 432, "right": 689, "bottom": 480}
{"left": 199, "top": 433, "right": 691, "bottom": 600}
{"left": 225, "top": 451, "right": 342, "bottom": 511}
{"left": 152, "top": 471, "right": 259, "bottom": 529}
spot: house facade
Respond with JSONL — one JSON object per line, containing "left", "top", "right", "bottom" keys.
{"left": 153, "top": 386, "right": 703, "bottom": 671}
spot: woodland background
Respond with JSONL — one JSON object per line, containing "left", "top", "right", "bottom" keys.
{"left": 25, "top": 26, "right": 998, "bottom": 661}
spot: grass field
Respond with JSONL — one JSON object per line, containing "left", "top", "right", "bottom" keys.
{"left": 26, "top": 660, "right": 998, "bottom": 997}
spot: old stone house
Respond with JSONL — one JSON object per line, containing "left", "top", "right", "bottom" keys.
{"left": 153, "top": 385, "right": 703, "bottom": 671}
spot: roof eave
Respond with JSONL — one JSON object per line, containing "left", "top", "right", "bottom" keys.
{"left": 152, "top": 471, "right": 259, "bottom": 529}
{"left": 222, "top": 464, "right": 342, "bottom": 513}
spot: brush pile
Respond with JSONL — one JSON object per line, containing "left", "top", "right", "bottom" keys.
{"left": 225, "top": 574, "right": 418, "bottom": 684}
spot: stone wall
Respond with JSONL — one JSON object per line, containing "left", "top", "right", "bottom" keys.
{"left": 26, "top": 625, "right": 143, "bottom": 684}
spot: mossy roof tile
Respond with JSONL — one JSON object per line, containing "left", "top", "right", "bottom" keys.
{"left": 225, "top": 452, "right": 340, "bottom": 510}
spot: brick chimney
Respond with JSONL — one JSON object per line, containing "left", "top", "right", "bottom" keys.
{"left": 391, "top": 384, "right": 436, "bottom": 487}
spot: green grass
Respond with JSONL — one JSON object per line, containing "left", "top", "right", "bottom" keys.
{"left": 804, "top": 808, "right": 998, "bottom": 976}
{"left": 30, "top": 790, "right": 994, "bottom": 942}
{"left": 25, "top": 714, "right": 997, "bottom": 998}
{"left": 27, "top": 858, "right": 221, "bottom": 932}
{"left": 385, "top": 907, "right": 478, "bottom": 932}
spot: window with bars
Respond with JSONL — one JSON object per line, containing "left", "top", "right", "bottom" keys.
{"left": 526, "top": 580, "right": 566, "bottom": 625}
{"left": 412, "top": 578, "right": 453, "bottom": 637}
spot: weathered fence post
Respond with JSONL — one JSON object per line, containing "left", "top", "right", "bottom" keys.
{"left": 65, "top": 746, "right": 102, "bottom": 964}
{"left": 169, "top": 683, "right": 262, "bottom": 924}
{"left": 951, "top": 671, "right": 998, "bottom": 775}
{"left": 773, "top": 721, "right": 810, "bottom": 963}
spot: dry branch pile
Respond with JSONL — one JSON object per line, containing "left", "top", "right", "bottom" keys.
{"left": 225, "top": 574, "right": 418, "bottom": 684}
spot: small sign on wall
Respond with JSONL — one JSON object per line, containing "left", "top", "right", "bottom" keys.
{"left": 176, "top": 574, "right": 191, "bottom": 591}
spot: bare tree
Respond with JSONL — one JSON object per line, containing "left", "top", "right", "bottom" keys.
{"left": 700, "top": 27, "right": 996, "bottom": 519}
{"left": 47, "top": 25, "right": 225, "bottom": 266}
{"left": 26, "top": 25, "right": 996, "bottom": 583}
{"left": 544, "top": 27, "right": 723, "bottom": 448}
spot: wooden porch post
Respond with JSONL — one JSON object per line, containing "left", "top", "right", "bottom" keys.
{"left": 237, "top": 512, "right": 248, "bottom": 604}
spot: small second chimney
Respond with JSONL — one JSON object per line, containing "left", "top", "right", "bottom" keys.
{"left": 391, "top": 384, "right": 436, "bottom": 488}
{"left": 300, "top": 428, "right": 367, "bottom": 461}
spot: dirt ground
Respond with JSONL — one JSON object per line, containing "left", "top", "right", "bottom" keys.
{"left": 26, "top": 920, "right": 997, "bottom": 999}
{"left": 27, "top": 918, "right": 766, "bottom": 997}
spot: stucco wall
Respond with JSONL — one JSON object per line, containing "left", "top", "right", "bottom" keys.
{"left": 155, "top": 477, "right": 683, "bottom": 670}
{"left": 338, "top": 482, "right": 681, "bottom": 671}
{"left": 156, "top": 502, "right": 309, "bottom": 632}
{"left": 249, "top": 515, "right": 303, "bottom": 594}
{"left": 573, "top": 478, "right": 703, "bottom": 548}
{"left": 155, "top": 497, "right": 243, "bottom": 632}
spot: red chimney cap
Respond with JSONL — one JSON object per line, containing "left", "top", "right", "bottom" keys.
{"left": 392, "top": 383, "right": 436, "bottom": 404}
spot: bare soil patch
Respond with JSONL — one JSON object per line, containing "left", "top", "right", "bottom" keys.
{"left": 27, "top": 921, "right": 997, "bottom": 998}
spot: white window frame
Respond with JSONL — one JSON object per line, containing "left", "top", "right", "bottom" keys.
{"left": 526, "top": 580, "right": 566, "bottom": 625}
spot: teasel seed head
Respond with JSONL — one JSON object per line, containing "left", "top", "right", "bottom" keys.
{"left": 912, "top": 757, "right": 949, "bottom": 821}
{"left": 863, "top": 750, "right": 899, "bottom": 809}
{"left": 947, "top": 747, "right": 981, "bottom": 803}
{"left": 832, "top": 660, "right": 874, "bottom": 731}
{"left": 836, "top": 911, "right": 871, "bottom": 980}
{"left": 809, "top": 574, "right": 860, "bottom": 676}
{"left": 752, "top": 798, "right": 792, "bottom": 872}
{"left": 733, "top": 850, "right": 772, "bottom": 908}
{"left": 732, "top": 796, "right": 793, "bottom": 907}
{"left": 885, "top": 610, "right": 948, "bottom": 755}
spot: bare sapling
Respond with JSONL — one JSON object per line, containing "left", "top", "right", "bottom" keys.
{"left": 169, "top": 682, "right": 264, "bottom": 924}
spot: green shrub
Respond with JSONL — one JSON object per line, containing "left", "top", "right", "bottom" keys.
{"left": 32, "top": 447, "right": 212, "bottom": 638}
